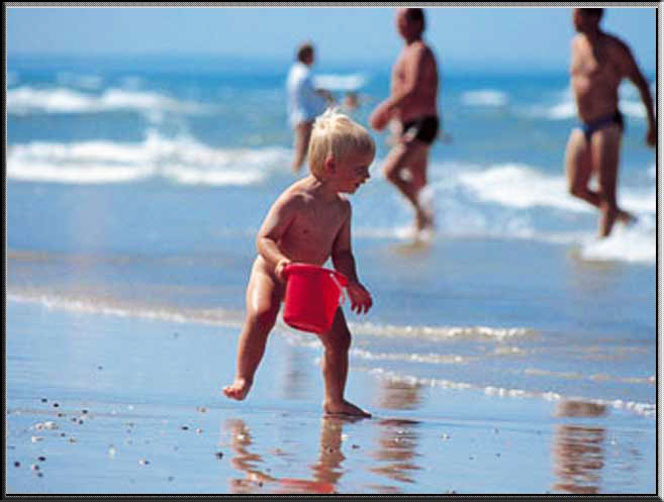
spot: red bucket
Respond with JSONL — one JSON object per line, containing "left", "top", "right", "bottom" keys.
{"left": 282, "top": 263, "right": 348, "bottom": 334}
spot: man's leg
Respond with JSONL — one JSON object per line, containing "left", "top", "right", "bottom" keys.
{"left": 383, "top": 140, "right": 430, "bottom": 228}
{"left": 409, "top": 145, "right": 433, "bottom": 230}
{"left": 591, "top": 124, "right": 630, "bottom": 237}
{"left": 565, "top": 129, "right": 601, "bottom": 208}
{"left": 292, "top": 121, "right": 313, "bottom": 173}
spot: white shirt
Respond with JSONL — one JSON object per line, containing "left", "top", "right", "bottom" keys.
{"left": 286, "top": 62, "right": 326, "bottom": 128}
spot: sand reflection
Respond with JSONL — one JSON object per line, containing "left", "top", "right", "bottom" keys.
{"left": 224, "top": 415, "right": 356, "bottom": 494}
{"left": 551, "top": 400, "right": 607, "bottom": 494}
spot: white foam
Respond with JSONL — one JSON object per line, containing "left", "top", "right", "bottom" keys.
{"left": 7, "top": 86, "right": 207, "bottom": 115}
{"left": 579, "top": 218, "right": 655, "bottom": 264}
{"left": 348, "top": 321, "right": 535, "bottom": 341}
{"left": 457, "top": 164, "right": 591, "bottom": 212}
{"left": 7, "top": 290, "right": 245, "bottom": 328}
{"left": 8, "top": 132, "right": 292, "bottom": 186}
{"left": 369, "top": 368, "right": 655, "bottom": 418}
{"left": 461, "top": 89, "right": 508, "bottom": 107}
{"left": 457, "top": 163, "right": 655, "bottom": 216}
{"left": 314, "top": 73, "right": 367, "bottom": 92}
{"left": 530, "top": 98, "right": 654, "bottom": 121}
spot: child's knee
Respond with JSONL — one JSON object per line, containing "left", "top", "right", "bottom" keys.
{"left": 251, "top": 307, "right": 279, "bottom": 332}
{"left": 322, "top": 328, "right": 351, "bottom": 353}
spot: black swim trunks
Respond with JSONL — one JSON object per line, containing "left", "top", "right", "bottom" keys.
{"left": 402, "top": 115, "right": 439, "bottom": 145}
{"left": 579, "top": 110, "right": 624, "bottom": 142}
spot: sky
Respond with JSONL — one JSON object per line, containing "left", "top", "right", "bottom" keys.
{"left": 6, "top": 5, "right": 658, "bottom": 72}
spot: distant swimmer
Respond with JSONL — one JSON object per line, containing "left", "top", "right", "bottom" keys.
{"left": 369, "top": 8, "right": 441, "bottom": 235}
{"left": 565, "top": 8, "right": 655, "bottom": 238}
{"left": 286, "top": 42, "right": 334, "bottom": 173}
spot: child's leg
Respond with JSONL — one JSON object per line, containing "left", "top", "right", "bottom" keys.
{"left": 223, "top": 259, "right": 283, "bottom": 400}
{"left": 317, "top": 309, "right": 371, "bottom": 417}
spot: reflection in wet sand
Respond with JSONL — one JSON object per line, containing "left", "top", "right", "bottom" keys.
{"left": 224, "top": 418, "right": 275, "bottom": 494}
{"left": 224, "top": 416, "right": 355, "bottom": 494}
{"left": 551, "top": 400, "right": 607, "bottom": 494}
{"left": 376, "top": 377, "right": 423, "bottom": 411}
{"left": 370, "top": 418, "right": 422, "bottom": 486}
{"left": 369, "top": 376, "right": 423, "bottom": 489}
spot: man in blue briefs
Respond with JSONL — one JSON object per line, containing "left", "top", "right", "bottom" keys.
{"left": 287, "top": 42, "right": 333, "bottom": 173}
{"left": 565, "top": 8, "right": 655, "bottom": 238}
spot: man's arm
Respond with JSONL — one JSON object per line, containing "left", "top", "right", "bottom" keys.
{"left": 616, "top": 38, "right": 656, "bottom": 146}
{"left": 370, "top": 45, "right": 428, "bottom": 130}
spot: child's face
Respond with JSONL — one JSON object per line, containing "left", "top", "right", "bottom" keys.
{"left": 333, "top": 150, "right": 373, "bottom": 194}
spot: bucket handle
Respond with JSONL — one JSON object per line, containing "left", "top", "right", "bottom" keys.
{"left": 329, "top": 271, "right": 348, "bottom": 306}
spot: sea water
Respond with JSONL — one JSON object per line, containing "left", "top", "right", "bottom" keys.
{"left": 7, "top": 54, "right": 656, "bottom": 420}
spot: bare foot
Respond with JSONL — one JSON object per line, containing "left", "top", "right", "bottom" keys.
{"left": 599, "top": 207, "right": 617, "bottom": 238}
{"left": 223, "top": 377, "right": 252, "bottom": 401}
{"left": 323, "top": 399, "right": 372, "bottom": 418}
{"left": 415, "top": 208, "right": 434, "bottom": 233}
{"left": 617, "top": 209, "right": 637, "bottom": 226}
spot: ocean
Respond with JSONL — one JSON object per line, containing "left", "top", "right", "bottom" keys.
{"left": 7, "top": 53, "right": 656, "bottom": 426}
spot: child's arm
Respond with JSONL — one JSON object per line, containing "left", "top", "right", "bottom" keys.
{"left": 331, "top": 202, "right": 372, "bottom": 314}
{"left": 256, "top": 193, "right": 299, "bottom": 280}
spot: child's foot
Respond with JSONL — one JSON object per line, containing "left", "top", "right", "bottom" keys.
{"left": 223, "top": 377, "right": 252, "bottom": 401}
{"left": 323, "top": 399, "right": 372, "bottom": 418}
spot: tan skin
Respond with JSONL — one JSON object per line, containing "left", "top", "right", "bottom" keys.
{"left": 565, "top": 9, "right": 656, "bottom": 237}
{"left": 369, "top": 8, "right": 439, "bottom": 232}
{"left": 223, "top": 150, "right": 374, "bottom": 417}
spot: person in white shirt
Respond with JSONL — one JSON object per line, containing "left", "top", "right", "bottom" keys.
{"left": 287, "top": 42, "right": 332, "bottom": 173}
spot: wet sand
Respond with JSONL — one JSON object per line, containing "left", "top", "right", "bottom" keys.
{"left": 6, "top": 300, "right": 656, "bottom": 494}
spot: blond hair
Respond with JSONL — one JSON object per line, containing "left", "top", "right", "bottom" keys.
{"left": 308, "top": 108, "right": 376, "bottom": 179}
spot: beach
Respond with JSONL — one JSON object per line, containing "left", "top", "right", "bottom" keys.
{"left": 7, "top": 236, "right": 656, "bottom": 495}
{"left": 7, "top": 54, "right": 656, "bottom": 494}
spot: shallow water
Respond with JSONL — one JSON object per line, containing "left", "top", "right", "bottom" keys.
{"left": 8, "top": 55, "right": 656, "bottom": 440}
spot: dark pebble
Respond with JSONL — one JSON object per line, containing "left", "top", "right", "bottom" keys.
{"left": 41, "top": 398, "right": 48, "bottom": 403}
{"left": 38, "top": 456, "right": 46, "bottom": 462}
{"left": 215, "top": 452, "right": 224, "bottom": 459}
{"left": 53, "top": 403, "right": 59, "bottom": 408}
{"left": 14, "top": 461, "right": 20, "bottom": 468}
{"left": 78, "top": 419, "right": 84, "bottom": 425}
{"left": 57, "top": 413, "right": 65, "bottom": 418}
{"left": 37, "top": 472, "right": 44, "bottom": 478}
{"left": 181, "top": 426, "right": 189, "bottom": 431}
{"left": 82, "top": 409, "right": 88, "bottom": 415}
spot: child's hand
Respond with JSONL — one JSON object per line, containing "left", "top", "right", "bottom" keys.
{"left": 275, "top": 259, "right": 292, "bottom": 282}
{"left": 346, "top": 281, "right": 372, "bottom": 314}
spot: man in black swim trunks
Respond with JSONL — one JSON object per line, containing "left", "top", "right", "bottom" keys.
{"left": 369, "top": 8, "right": 440, "bottom": 233}
{"left": 565, "top": 8, "right": 655, "bottom": 238}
